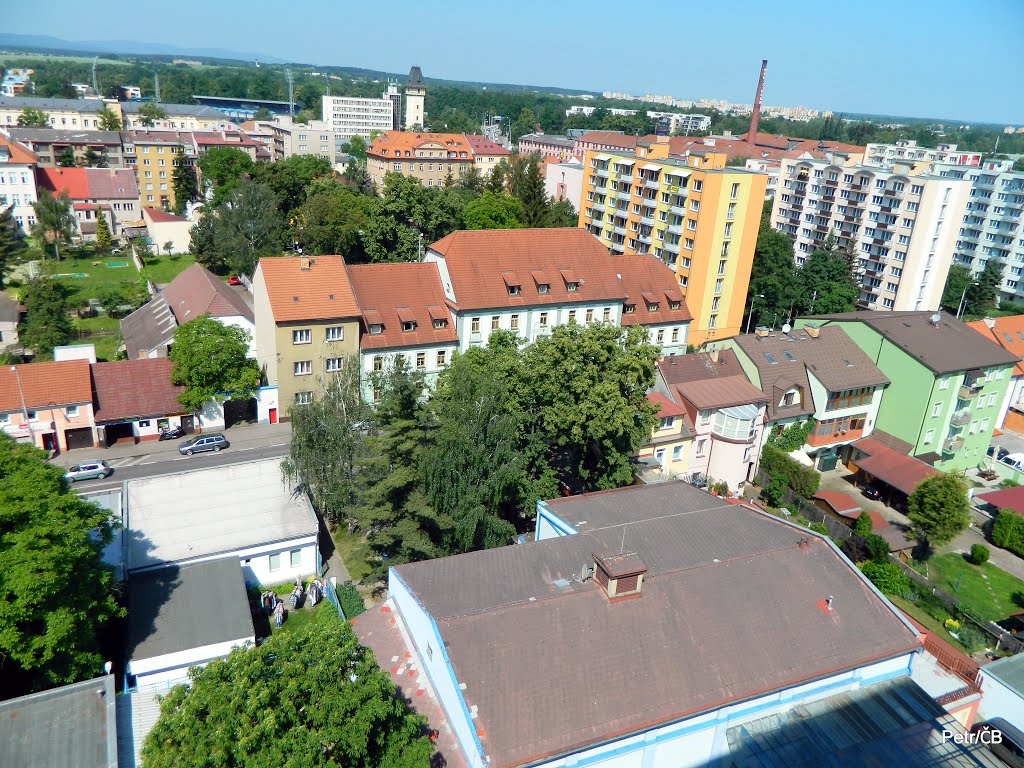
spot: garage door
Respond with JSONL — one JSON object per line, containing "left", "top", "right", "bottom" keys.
{"left": 64, "top": 427, "right": 95, "bottom": 451}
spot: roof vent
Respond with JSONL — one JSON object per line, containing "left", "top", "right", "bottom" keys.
{"left": 592, "top": 550, "right": 647, "bottom": 600}
{"left": 804, "top": 323, "right": 820, "bottom": 338}
{"left": 754, "top": 326, "right": 770, "bottom": 338}
{"left": 709, "top": 348, "right": 719, "bottom": 363}
{"left": 983, "top": 317, "right": 996, "bottom": 330}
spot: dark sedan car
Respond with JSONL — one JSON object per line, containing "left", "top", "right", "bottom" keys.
{"left": 862, "top": 484, "right": 883, "bottom": 500}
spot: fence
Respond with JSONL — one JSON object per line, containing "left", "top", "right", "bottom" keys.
{"left": 322, "top": 576, "right": 345, "bottom": 619}
{"left": 923, "top": 633, "right": 981, "bottom": 686}
{"left": 756, "top": 476, "right": 852, "bottom": 543}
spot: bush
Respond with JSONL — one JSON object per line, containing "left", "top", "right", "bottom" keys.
{"left": 864, "top": 533, "right": 890, "bottom": 563}
{"left": 860, "top": 561, "right": 910, "bottom": 595}
{"left": 991, "top": 509, "right": 1024, "bottom": 557}
{"left": 809, "top": 522, "right": 828, "bottom": 536}
{"left": 760, "top": 443, "right": 820, "bottom": 498}
{"left": 955, "top": 623, "right": 990, "bottom": 652}
{"left": 841, "top": 535, "right": 870, "bottom": 563}
{"left": 337, "top": 583, "right": 365, "bottom": 619}
{"left": 769, "top": 418, "right": 814, "bottom": 451}
{"left": 763, "top": 473, "right": 787, "bottom": 507}
{"left": 970, "top": 543, "right": 990, "bottom": 565}
{"left": 853, "top": 511, "right": 873, "bottom": 537}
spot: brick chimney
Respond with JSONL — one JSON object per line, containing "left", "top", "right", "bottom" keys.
{"left": 593, "top": 550, "right": 647, "bottom": 600}
{"left": 747, "top": 59, "right": 768, "bottom": 150}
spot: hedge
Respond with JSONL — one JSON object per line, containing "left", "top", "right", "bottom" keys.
{"left": 337, "top": 583, "right": 366, "bottom": 619}
{"left": 991, "top": 508, "right": 1024, "bottom": 557}
{"left": 760, "top": 443, "right": 821, "bottom": 498}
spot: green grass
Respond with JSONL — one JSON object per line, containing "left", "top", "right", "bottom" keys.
{"left": 270, "top": 599, "right": 326, "bottom": 636}
{"left": 74, "top": 315, "right": 121, "bottom": 361}
{"left": 38, "top": 253, "right": 143, "bottom": 307}
{"left": 926, "top": 552, "right": 1024, "bottom": 622}
{"left": 332, "top": 530, "right": 378, "bottom": 584}
{"left": 141, "top": 254, "right": 196, "bottom": 285}
{"left": 887, "top": 594, "right": 978, "bottom": 654}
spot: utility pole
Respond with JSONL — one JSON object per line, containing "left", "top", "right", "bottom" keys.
{"left": 286, "top": 69, "right": 295, "bottom": 117}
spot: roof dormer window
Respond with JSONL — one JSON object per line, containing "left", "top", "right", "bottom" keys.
{"left": 369, "top": 324, "right": 383, "bottom": 335}
{"left": 669, "top": 300, "right": 681, "bottom": 310}
{"left": 402, "top": 321, "right": 416, "bottom": 332}
{"left": 432, "top": 318, "right": 447, "bottom": 329}
{"left": 508, "top": 285, "right": 520, "bottom": 296}
{"left": 537, "top": 283, "right": 550, "bottom": 295}
{"left": 646, "top": 301, "right": 659, "bottom": 311}
{"left": 624, "top": 304, "right": 636, "bottom": 314}
{"left": 566, "top": 282, "right": 579, "bottom": 293}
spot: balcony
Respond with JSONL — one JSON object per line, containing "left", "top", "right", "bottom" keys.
{"left": 957, "top": 385, "right": 978, "bottom": 399}
{"left": 669, "top": 204, "right": 686, "bottom": 216}
{"left": 643, "top": 179, "right": 660, "bottom": 189}
{"left": 942, "top": 436, "right": 964, "bottom": 454}
{"left": 950, "top": 410, "right": 971, "bottom": 427}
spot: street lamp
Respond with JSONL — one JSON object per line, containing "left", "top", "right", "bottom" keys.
{"left": 744, "top": 294, "right": 765, "bottom": 335}
{"left": 956, "top": 281, "right": 979, "bottom": 321}
{"left": 10, "top": 366, "right": 35, "bottom": 447}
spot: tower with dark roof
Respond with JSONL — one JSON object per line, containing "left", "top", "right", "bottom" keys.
{"left": 404, "top": 66, "right": 425, "bottom": 130}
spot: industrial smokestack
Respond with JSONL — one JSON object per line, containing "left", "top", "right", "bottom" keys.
{"left": 748, "top": 59, "right": 767, "bottom": 148}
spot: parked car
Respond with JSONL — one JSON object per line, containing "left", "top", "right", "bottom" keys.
{"left": 988, "top": 445, "right": 1010, "bottom": 462}
{"left": 971, "top": 718, "right": 1024, "bottom": 768}
{"left": 65, "top": 461, "right": 112, "bottom": 482}
{"left": 1000, "top": 452, "right": 1024, "bottom": 472}
{"left": 178, "top": 434, "right": 230, "bottom": 456}
{"left": 227, "top": 275, "right": 242, "bottom": 286}
{"left": 862, "top": 484, "right": 883, "bottom": 501}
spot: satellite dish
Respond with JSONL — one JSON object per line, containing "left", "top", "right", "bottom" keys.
{"left": 782, "top": 323, "right": 792, "bottom": 334}
{"left": 930, "top": 313, "right": 942, "bottom": 325}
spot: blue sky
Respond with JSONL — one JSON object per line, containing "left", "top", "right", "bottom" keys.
{"left": 6, "top": 0, "right": 1022, "bottom": 124}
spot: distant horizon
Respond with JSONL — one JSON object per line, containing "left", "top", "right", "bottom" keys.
{"left": 3, "top": 0, "right": 1021, "bottom": 125}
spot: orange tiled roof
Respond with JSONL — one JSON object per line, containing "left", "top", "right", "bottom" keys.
{"left": 368, "top": 131, "right": 473, "bottom": 158}
{"left": 427, "top": 228, "right": 627, "bottom": 311}
{"left": 638, "top": 133, "right": 864, "bottom": 163}
{"left": 465, "top": 134, "right": 510, "bottom": 157}
{"left": 37, "top": 167, "right": 139, "bottom": 200}
{"left": 966, "top": 315, "right": 1024, "bottom": 377}
{"left": 257, "top": 256, "right": 360, "bottom": 323}
{"left": 0, "top": 136, "right": 37, "bottom": 164}
{"left": 347, "top": 263, "right": 458, "bottom": 351}
{"left": 0, "top": 360, "right": 92, "bottom": 411}
{"left": 616, "top": 255, "right": 692, "bottom": 326}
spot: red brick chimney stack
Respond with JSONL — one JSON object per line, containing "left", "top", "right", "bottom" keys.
{"left": 747, "top": 59, "right": 768, "bottom": 149}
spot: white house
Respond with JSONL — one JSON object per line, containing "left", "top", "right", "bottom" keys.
{"left": 0, "top": 134, "right": 37, "bottom": 234}
{"left": 977, "top": 652, "right": 1024, "bottom": 732}
{"left": 354, "top": 482, "right": 998, "bottom": 768}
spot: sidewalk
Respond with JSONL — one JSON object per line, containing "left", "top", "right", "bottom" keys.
{"left": 48, "top": 421, "right": 292, "bottom": 468}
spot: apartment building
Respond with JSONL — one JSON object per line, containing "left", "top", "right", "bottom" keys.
{"left": 645, "top": 112, "right": 711, "bottom": 134}
{"left": 118, "top": 101, "right": 226, "bottom": 131}
{"left": 266, "top": 117, "right": 335, "bottom": 162}
{"left": 543, "top": 161, "right": 583, "bottom": 209}
{"left": 3, "top": 127, "right": 126, "bottom": 167}
{"left": 517, "top": 133, "right": 577, "bottom": 161}
{"left": 772, "top": 158, "right": 971, "bottom": 312}
{"left": 423, "top": 228, "right": 691, "bottom": 355}
{"left": 936, "top": 158, "right": 1024, "bottom": 302}
{"left": 322, "top": 90, "right": 397, "bottom": 142}
{"left": 0, "top": 135, "right": 37, "bottom": 234}
{"left": 0, "top": 95, "right": 109, "bottom": 129}
{"left": 366, "top": 132, "right": 475, "bottom": 190}
{"left": 347, "top": 263, "right": 459, "bottom": 402}
{"left": 465, "top": 134, "right": 511, "bottom": 177}
{"left": 252, "top": 256, "right": 362, "bottom": 421}
{"left": 579, "top": 146, "right": 766, "bottom": 343}
{"left": 121, "top": 130, "right": 196, "bottom": 210}
{"left": 0, "top": 360, "right": 96, "bottom": 452}
{"left": 573, "top": 130, "right": 638, "bottom": 156}
{"left": 863, "top": 140, "right": 982, "bottom": 171}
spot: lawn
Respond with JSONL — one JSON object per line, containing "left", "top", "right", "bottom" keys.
{"left": 253, "top": 581, "right": 330, "bottom": 637}
{"left": 887, "top": 594, "right": 978, "bottom": 654}
{"left": 39, "top": 253, "right": 144, "bottom": 307}
{"left": 74, "top": 315, "right": 120, "bottom": 361}
{"left": 332, "top": 529, "right": 379, "bottom": 584}
{"left": 142, "top": 254, "right": 197, "bottom": 285}
{"left": 925, "top": 552, "right": 1024, "bottom": 622}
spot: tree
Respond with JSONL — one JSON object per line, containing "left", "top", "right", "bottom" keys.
{"left": 19, "top": 277, "right": 74, "bottom": 358}
{"left": 341, "top": 135, "right": 367, "bottom": 161}
{"left": 510, "top": 108, "right": 538, "bottom": 143}
{"left": 853, "top": 511, "right": 873, "bottom": 537}
{"left": 747, "top": 203, "right": 798, "bottom": 329}
{"left": 970, "top": 543, "right": 990, "bottom": 565}
{"left": 907, "top": 473, "right": 970, "bottom": 548}
{"left": 941, "top": 264, "right": 974, "bottom": 314}
{"left": 136, "top": 101, "right": 167, "bottom": 127}
{"left": 96, "top": 106, "right": 122, "bottom": 132}
{"left": 458, "top": 164, "right": 484, "bottom": 194}
{"left": 463, "top": 191, "right": 525, "bottom": 230}
{"left": 252, "top": 154, "right": 334, "bottom": 219}
{"left": 0, "top": 205, "right": 27, "bottom": 289}
{"left": 427, "top": 107, "right": 478, "bottom": 134}
{"left": 80, "top": 146, "right": 105, "bottom": 168}
{"left": 31, "top": 190, "right": 76, "bottom": 261}
{"left": 293, "top": 182, "right": 371, "bottom": 257}
{"left": 1014, "top": 158, "right": 1024, "bottom": 173}
{"left": 283, "top": 357, "right": 373, "bottom": 529}
{"left": 798, "top": 244, "right": 859, "bottom": 314}
{"left": 251, "top": 107, "right": 274, "bottom": 122}
{"left": 197, "top": 146, "right": 255, "bottom": 208}
{"left": 57, "top": 147, "right": 77, "bottom": 167}
{"left": 547, "top": 198, "right": 578, "bottom": 228}
{"left": 171, "top": 147, "right": 199, "bottom": 215}
{"left": 141, "top": 607, "right": 433, "bottom": 768}
{"left": 965, "top": 258, "right": 1002, "bottom": 318}
{"left": 189, "top": 214, "right": 230, "bottom": 273}
{"left": 94, "top": 211, "right": 113, "bottom": 251}
{"left": 0, "top": 438, "right": 122, "bottom": 696}
{"left": 212, "top": 180, "right": 284, "bottom": 276}
{"left": 17, "top": 107, "right": 48, "bottom": 127}
{"left": 169, "top": 316, "right": 261, "bottom": 412}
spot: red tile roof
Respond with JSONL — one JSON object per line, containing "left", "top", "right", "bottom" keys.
{"left": 0, "top": 136, "right": 36, "bottom": 164}
{"left": 161, "top": 263, "right": 253, "bottom": 323}
{"left": 427, "top": 228, "right": 627, "bottom": 311}
{"left": 368, "top": 131, "right": 473, "bottom": 159}
{"left": 257, "top": 256, "right": 360, "bottom": 323}
{"left": 347, "top": 263, "right": 458, "bottom": 351}
{"left": 975, "top": 485, "right": 1024, "bottom": 515}
{"left": 36, "top": 167, "right": 140, "bottom": 200}
{"left": 464, "top": 134, "right": 510, "bottom": 156}
{"left": 143, "top": 207, "right": 187, "bottom": 224}
{"left": 966, "top": 316, "right": 1024, "bottom": 377}
{"left": 615, "top": 255, "right": 691, "bottom": 326}
{"left": 91, "top": 359, "right": 186, "bottom": 422}
{"left": 575, "top": 131, "right": 639, "bottom": 150}
{"left": 0, "top": 360, "right": 92, "bottom": 411}
{"left": 812, "top": 490, "right": 862, "bottom": 515}
{"left": 851, "top": 436, "right": 939, "bottom": 496}
{"left": 647, "top": 392, "right": 685, "bottom": 418}
{"left": 638, "top": 133, "right": 864, "bottom": 163}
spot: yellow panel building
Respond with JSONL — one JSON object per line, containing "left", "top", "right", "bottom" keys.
{"left": 579, "top": 141, "right": 767, "bottom": 344}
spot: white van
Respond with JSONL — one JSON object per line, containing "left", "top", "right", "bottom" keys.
{"left": 999, "top": 452, "right": 1024, "bottom": 472}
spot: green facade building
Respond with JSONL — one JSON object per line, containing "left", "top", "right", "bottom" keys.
{"left": 796, "top": 311, "right": 1018, "bottom": 472}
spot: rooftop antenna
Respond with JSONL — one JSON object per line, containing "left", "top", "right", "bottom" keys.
{"left": 91, "top": 57, "right": 98, "bottom": 94}
{"left": 620, "top": 524, "right": 627, "bottom": 555}
{"left": 286, "top": 68, "right": 295, "bottom": 117}
{"left": 154, "top": 72, "right": 160, "bottom": 104}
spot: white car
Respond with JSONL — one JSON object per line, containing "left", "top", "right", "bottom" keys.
{"left": 65, "top": 461, "right": 112, "bottom": 482}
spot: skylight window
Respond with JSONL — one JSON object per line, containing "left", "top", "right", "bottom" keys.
{"left": 783, "top": 351, "right": 796, "bottom": 361}
{"left": 764, "top": 352, "right": 777, "bottom": 364}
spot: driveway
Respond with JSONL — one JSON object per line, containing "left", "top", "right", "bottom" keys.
{"left": 992, "top": 429, "right": 1024, "bottom": 457}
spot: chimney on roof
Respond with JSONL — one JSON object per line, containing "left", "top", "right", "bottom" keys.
{"left": 747, "top": 59, "right": 768, "bottom": 149}
{"left": 804, "top": 323, "right": 820, "bottom": 339}
{"left": 709, "top": 347, "right": 720, "bottom": 363}
{"left": 299, "top": 257, "right": 311, "bottom": 270}
{"left": 592, "top": 551, "right": 647, "bottom": 600}
{"left": 754, "top": 326, "right": 770, "bottom": 338}
{"left": 983, "top": 317, "right": 996, "bottom": 330}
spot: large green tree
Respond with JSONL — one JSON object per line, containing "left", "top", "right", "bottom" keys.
{"left": 141, "top": 607, "right": 433, "bottom": 768}
{"left": 509, "top": 155, "right": 548, "bottom": 227}
{"left": 0, "top": 438, "right": 121, "bottom": 695}
{"left": 189, "top": 214, "right": 229, "bottom": 274}
{"left": 96, "top": 106, "right": 122, "bottom": 132}
{"left": 907, "top": 473, "right": 970, "bottom": 548}
{"left": 212, "top": 179, "right": 284, "bottom": 275}
{"left": 198, "top": 146, "right": 255, "bottom": 208}
{"left": 18, "top": 277, "right": 75, "bottom": 358}
{"left": 798, "top": 243, "right": 859, "bottom": 315}
{"left": 941, "top": 264, "right": 975, "bottom": 315}
{"left": 427, "top": 107, "right": 478, "bottom": 134}
{"left": 57, "top": 147, "right": 77, "bottom": 168}
{"left": 169, "top": 316, "right": 261, "bottom": 412}
{"left": 463, "top": 190, "right": 525, "bottom": 230}
{"left": 251, "top": 154, "right": 334, "bottom": 220}
{"left": 136, "top": 101, "right": 167, "bottom": 127}
{"left": 171, "top": 147, "right": 199, "bottom": 215}
{"left": 547, "top": 198, "right": 578, "bottom": 228}
{"left": 965, "top": 258, "right": 1003, "bottom": 318}
{"left": 747, "top": 204, "right": 799, "bottom": 329}
{"left": 292, "top": 181, "right": 372, "bottom": 257}
{"left": 31, "top": 190, "right": 76, "bottom": 261}
{"left": 17, "top": 107, "right": 48, "bottom": 127}
{"left": 0, "top": 205, "right": 26, "bottom": 288}
{"left": 94, "top": 211, "right": 113, "bottom": 251}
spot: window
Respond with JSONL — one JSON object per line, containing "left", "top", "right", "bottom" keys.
{"left": 325, "top": 358, "right": 343, "bottom": 373}
{"left": 471, "top": 317, "right": 480, "bottom": 333}
{"left": 510, "top": 314, "right": 520, "bottom": 330}
{"left": 586, "top": 309, "right": 594, "bottom": 323}
{"left": 938, "top": 377, "right": 949, "bottom": 390}
{"left": 602, "top": 307, "right": 611, "bottom": 322}
{"left": 566, "top": 281, "right": 579, "bottom": 292}
{"left": 416, "top": 352, "right": 426, "bottom": 369}
{"left": 672, "top": 445, "right": 682, "bottom": 460}
{"left": 539, "top": 312, "right": 549, "bottom": 327}
{"left": 402, "top": 320, "right": 416, "bottom": 332}
{"left": 325, "top": 326, "right": 344, "bottom": 342}
{"left": 671, "top": 328, "right": 679, "bottom": 342}
{"left": 436, "top": 350, "right": 447, "bottom": 367}
{"left": 292, "top": 329, "right": 311, "bottom": 344}
{"left": 507, "top": 285, "right": 520, "bottom": 296}
{"left": 659, "top": 416, "right": 674, "bottom": 429}
{"left": 537, "top": 283, "right": 550, "bottom": 294}
{"left": 931, "top": 403, "right": 941, "bottom": 417}
{"left": 65, "top": 405, "right": 79, "bottom": 418}
{"left": 491, "top": 316, "right": 500, "bottom": 331}
{"left": 730, "top": 182, "right": 740, "bottom": 199}
{"left": 727, "top": 202, "right": 737, "bottom": 220}
{"left": 294, "top": 361, "right": 312, "bottom": 376}
{"left": 826, "top": 387, "right": 873, "bottom": 410}
{"left": 269, "top": 553, "right": 281, "bottom": 571}
{"left": 696, "top": 439, "right": 707, "bottom": 457}
{"left": 924, "top": 429, "right": 935, "bottom": 444}
{"left": 373, "top": 355, "right": 383, "bottom": 372}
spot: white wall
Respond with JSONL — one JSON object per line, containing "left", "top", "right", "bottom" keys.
{"left": 130, "top": 636, "right": 253, "bottom": 689}
{"left": 256, "top": 385, "right": 280, "bottom": 424}
{"left": 0, "top": 162, "right": 36, "bottom": 234}
{"left": 544, "top": 163, "right": 584, "bottom": 212}
{"left": 452, "top": 303, "right": 622, "bottom": 352}
{"left": 977, "top": 669, "right": 1024, "bottom": 732}
{"left": 196, "top": 399, "right": 225, "bottom": 431}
